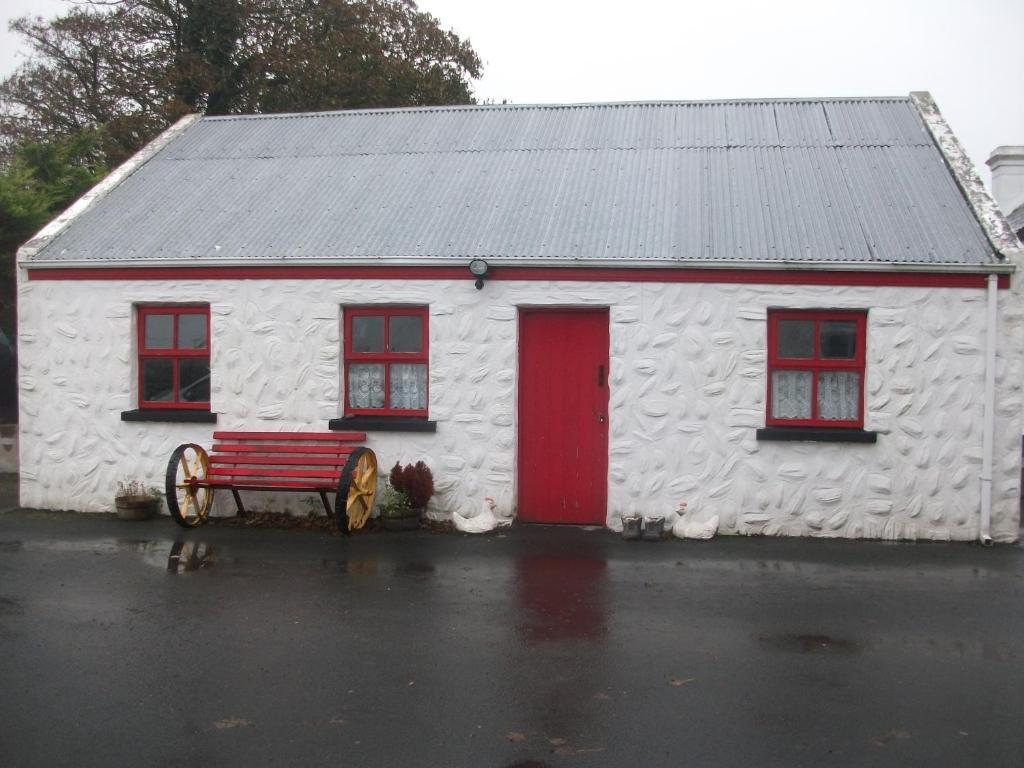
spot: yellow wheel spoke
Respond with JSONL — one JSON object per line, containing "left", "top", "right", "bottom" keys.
{"left": 347, "top": 493, "right": 371, "bottom": 530}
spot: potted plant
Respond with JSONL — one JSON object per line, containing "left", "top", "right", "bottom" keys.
{"left": 115, "top": 479, "right": 162, "bottom": 521}
{"left": 379, "top": 461, "right": 434, "bottom": 531}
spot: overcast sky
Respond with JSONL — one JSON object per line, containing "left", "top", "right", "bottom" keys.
{"left": 2, "top": 0, "right": 1021, "bottom": 186}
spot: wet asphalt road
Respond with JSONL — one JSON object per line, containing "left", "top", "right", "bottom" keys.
{"left": 1, "top": 502, "right": 1022, "bottom": 767}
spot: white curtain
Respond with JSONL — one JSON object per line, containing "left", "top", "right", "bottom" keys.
{"left": 772, "top": 371, "right": 811, "bottom": 419}
{"left": 348, "top": 364, "right": 385, "bottom": 408}
{"left": 390, "top": 364, "right": 427, "bottom": 410}
{"left": 818, "top": 371, "right": 860, "bottom": 421}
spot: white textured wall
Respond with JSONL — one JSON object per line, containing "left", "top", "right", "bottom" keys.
{"left": 17, "top": 276, "right": 1024, "bottom": 542}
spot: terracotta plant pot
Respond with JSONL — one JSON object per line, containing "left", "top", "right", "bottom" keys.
{"left": 115, "top": 496, "right": 160, "bottom": 521}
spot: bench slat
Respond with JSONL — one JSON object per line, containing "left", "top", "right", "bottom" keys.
{"left": 209, "top": 467, "right": 342, "bottom": 481}
{"left": 213, "top": 431, "right": 365, "bottom": 442}
{"left": 212, "top": 443, "right": 355, "bottom": 455}
{"left": 210, "top": 455, "right": 352, "bottom": 467}
{"left": 205, "top": 479, "right": 338, "bottom": 491}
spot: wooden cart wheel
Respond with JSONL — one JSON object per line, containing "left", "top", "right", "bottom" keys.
{"left": 166, "top": 443, "right": 215, "bottom": 528}
{"left": 336, "top": 447, "right": 378, "bottom": 533}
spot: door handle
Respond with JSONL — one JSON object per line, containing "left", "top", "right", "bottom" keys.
{"left": 597, "top": 365, "right": 605, "bottom": 387}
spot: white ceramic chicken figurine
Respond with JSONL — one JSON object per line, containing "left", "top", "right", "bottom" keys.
{"left": 672, "top": 501, "right": 719, "bottom": 540}
{"left": 453, "top": 496, "right": 511, "bottom": 533}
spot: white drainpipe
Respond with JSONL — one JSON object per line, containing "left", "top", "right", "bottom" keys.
{"left": 980, "top": 273, "right": 998, "bottom": 546}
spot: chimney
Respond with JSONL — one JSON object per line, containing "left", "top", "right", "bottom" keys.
{"left": 987, "top": 146, "right": 1024, "bottom": 216}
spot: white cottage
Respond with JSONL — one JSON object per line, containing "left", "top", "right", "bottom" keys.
{"left": 16, "top": 93, "right": 1024, "bottom": 542}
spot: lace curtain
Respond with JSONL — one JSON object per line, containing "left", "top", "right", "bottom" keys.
{"left": 390, "top": 364, "right": 427, "bottom": 410}
{"left": 348, "top": 363, "right": 426, "bottom": 410}
{"left": 348, "top": 364, "right": 385, "bottom": 408}
{"left": 771, "top": 371, "right": 811, "bottom": 419}
{"left": 818, "top": 371, "right": 859, "bottom": 421}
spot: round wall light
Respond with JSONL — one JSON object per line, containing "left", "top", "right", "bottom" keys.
{"left": 469, "top": 259, "right": 489, "bottom": 289}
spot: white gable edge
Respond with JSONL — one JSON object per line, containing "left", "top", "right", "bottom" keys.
{"left": 910, "top": 91, "right": 1023, "bottom": 262}
{"left": 16, "top": 114, "right": 202, "bottom": 263}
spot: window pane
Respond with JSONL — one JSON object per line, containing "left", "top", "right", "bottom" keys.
{"left": 771, "top": 370, "right": 812, "bottom": 419}
{"left": 389, "top": 315, "right": 422, "bottom": 353}
{"left": 390, "top": 364, "right": 427, "bottom": 410}
{"left": 777, "top": 320, "right": 814, "bottom": 358}
{"left": 178, "top": 314, "right": 207, "bottom": 349}
{"left": 818, "top": 371, "right": 860, "bottom": 421}
{"left": 179, "top": 359, "right": 210, "bottom": 403}
{"left": 352, "top": 316, "right": 385, "bottom": 352}
{"left": 142, "top": 359, "right": 174, "bottom": 402}
{"left": 820, "top": 321, "right": 857, "bottom": 359}
{"left": 348, "top": 363, "right": 385, "bottom": 408}
{"left": 144, "top": 314, "right": 173, "bottom": 349}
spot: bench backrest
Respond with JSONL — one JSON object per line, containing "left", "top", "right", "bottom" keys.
{"left": 207, "top": 431, "right": 367, "bottom": 490}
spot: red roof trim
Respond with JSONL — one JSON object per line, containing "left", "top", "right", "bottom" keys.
{"left": 26, "top": 265, "right": 1010, "bottom": 289}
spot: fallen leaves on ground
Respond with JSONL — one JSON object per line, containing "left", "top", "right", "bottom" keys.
{"left": 668, "top": 677, "right": 696, "bottom": 687}
{"left": 419, "top": 518, "right": 455, "bottom": 533}
{"left": 210, "top": 511, "right": 344, "bottom": 533}
{"left": 505, "top": 731, "right": 527, "bottom": 742}
{"left": 872, "top": 729, "right": 911, "bottom": 747}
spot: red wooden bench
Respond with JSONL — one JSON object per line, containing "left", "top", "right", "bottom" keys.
{"left": 165, "top": 431, "right": 378, "bottom": 533}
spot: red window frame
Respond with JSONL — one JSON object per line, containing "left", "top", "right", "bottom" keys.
{"left": 137, "top": 305, "right": 211, "bottom": 410}
{"left": 343, "top": 306, "right": 429, "bottom": 417}
{"left": 766, "top": 309, "right": 867, "bottom": 428}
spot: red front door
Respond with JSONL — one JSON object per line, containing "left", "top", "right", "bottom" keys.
{"left": 518, "top": 309, "right": 609, "bottom": 524}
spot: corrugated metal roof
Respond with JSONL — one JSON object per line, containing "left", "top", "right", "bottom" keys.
{"left": 29, "top": 98, "right": 997, "bottom": 266}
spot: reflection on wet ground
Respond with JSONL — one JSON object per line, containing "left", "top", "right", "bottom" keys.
{"left": 167, "top": 541, "right": 216, "bottom": 573}
{"left": 319, "top": 558, "right": 380, "bottom": 575}
{"left": 516, "top": 555, "right": 607, "bottom": 644}
{"left": 394, "top": 561, "right": 436, "bottom": 576}
{"left": 320, "top": 559, "right": 442, "bottom": 578}
{"left": 0, "top": 595, "right": 24, "bottom": 616}
{"left": 1, "top": 537, "right": 164, "bottom": 554}
{"left": 1, "top": 511, "right": 1023, "bottom": 767}
{"left": 759, "top": 634, "right": 859, "bottom": 654}
{"left": 0, "top": 537, "right": 221, "bottom": 575}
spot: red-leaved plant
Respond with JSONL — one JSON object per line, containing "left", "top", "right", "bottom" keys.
{"left": 389, "top": 461, "right": 435, "bottom": 510}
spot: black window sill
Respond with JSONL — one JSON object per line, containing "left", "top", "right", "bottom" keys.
{"left": 756, "top": 426, "right": 877, "bottom": 444}
{"left": 121, "top": 409, "right": 218, "bottom": 424}
{"left": 329, "top": 416, "right": 437, "bottom": 433}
